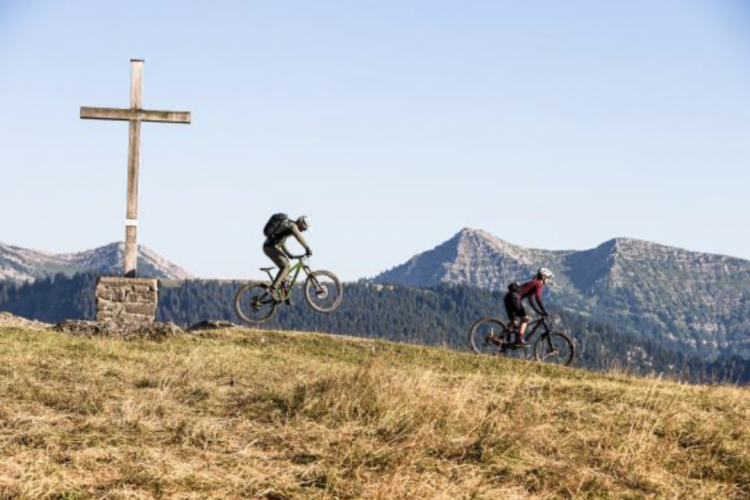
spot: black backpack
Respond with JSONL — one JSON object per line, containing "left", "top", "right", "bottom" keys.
{"left": 263, "top": 213, "right": 290, "bottom": 239}
{"left": 507, "top": 281, "right": 522, "bottom": 294}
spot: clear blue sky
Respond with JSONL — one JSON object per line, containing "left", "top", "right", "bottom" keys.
{"left": 1, "top": 0, "right": 749, "bottom": 280}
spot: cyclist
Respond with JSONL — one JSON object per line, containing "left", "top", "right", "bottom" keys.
{"left": 263, "top": 215, "right": 313, "bottom": 301}
{"left": 503, "top": 267, "right": 554, "bottom": 346}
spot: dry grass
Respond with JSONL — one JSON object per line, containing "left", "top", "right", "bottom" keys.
{"left": 0, "top": 326, "right": 748, "bottom": 499}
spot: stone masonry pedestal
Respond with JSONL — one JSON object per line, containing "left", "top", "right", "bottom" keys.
{"left": 96, "top": 277, "right": 158, "bottom": 323}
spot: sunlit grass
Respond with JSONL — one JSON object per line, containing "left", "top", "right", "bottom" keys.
{"left": 0, "top": 326, "right": 748, "bottom": 499}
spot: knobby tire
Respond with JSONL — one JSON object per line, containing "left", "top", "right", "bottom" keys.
{"left": 304, "top": 270, "right": 343, "bottom": 313}
{"left": 234, "top": 282, "right": 277, "bottom": 324}
{"left": 534, "top": 331, "right": 575, "bottom": 366}
{"left": 469, "top": 317, "right": 508, "bottom": 355}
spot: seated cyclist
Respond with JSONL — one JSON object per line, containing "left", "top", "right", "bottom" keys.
{"left": 504, "top": 267, "right": 555, "bottom": 346}
{"left": 263, "top": 215, "right": 312, "bottom": 301}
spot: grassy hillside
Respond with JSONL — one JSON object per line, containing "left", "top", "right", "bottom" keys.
{"left": 0, "top": 326, "right": 749, "bottom": 499}
{"left": 11, "top": 274, "right": 750, "bottom": 384}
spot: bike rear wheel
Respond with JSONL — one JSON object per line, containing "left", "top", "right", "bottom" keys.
{"left": 304, "top": 270, "right": 343, "bottom": 313}
{"left": 234, "top": 282, "right": 277, "bottom": 323}
{"left": 534, "top": 331, "right": 575, "bottom": 366}
{"left": 469, "top": 318, "right": 508, "bottom": 355}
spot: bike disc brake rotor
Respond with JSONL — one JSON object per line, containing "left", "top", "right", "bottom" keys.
{"left": 250, "top": 295, "right": 265, "bottom": 310}
{"left": 315, "top": 284, "right": 329, "bottom": 299}
{"left": 485, "top": 329, "right": 501, "bottom": 346}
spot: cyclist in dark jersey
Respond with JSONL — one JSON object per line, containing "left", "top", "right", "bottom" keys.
{"left": 263, "top": 215, "right": 312, "bottom": 301}
{"left": 504, "top": 268, "right": 554, "bottom": 346}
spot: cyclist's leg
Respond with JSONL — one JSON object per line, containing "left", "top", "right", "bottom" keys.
{"left": 506, "top": 293, "right": 530, "bottom": 345}
{"left": 263, "top": 245, "right": 290, "bottom": 291}
{"left": 517, "top": 309, "right": 530, "bottom": 345}
{"left": 503, "top": 293, "right": 519, "bottom": 331}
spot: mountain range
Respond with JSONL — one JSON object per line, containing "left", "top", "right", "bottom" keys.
{"left": 0, "top": 242, "right": 193, "bottom": 282}
{"left": 375, "top": 228, "right": 750, "bottom": 359}
{"left": 3, "top": 231, "right": 749, "bottom": 360}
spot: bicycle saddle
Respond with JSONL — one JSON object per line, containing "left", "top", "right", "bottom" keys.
{"left": 260, "top": 267, "right": 275, "bottom": 272}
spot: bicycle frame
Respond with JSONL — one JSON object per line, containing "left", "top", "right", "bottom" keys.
{"left": 262, "top": 258, "right": 314, "bottom": 299}
{"left": 507, "top": 317, "right": 551, "bottom": 343}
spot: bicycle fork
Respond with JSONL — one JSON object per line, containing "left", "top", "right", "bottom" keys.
{"left": 302, "top": 267, "right": 325, "bottom": 296}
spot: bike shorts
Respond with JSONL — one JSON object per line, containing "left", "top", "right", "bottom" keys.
{"left": 263, "top": 244, "right": 289, "bottom": 270}
{"left": 504, "top": 292, "right": 527, "bottom": 322}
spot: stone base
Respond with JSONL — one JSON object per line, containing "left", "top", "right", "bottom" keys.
{"left": 96, "top": 277, "right": 158, "bottom": 323}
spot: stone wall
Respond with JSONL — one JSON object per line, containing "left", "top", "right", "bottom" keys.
{"left": 96, "top": 277, "right": 158, "bottom": 323}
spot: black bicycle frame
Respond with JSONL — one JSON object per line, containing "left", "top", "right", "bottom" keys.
{"left": 509, "top": 317, "right": 550, "bottom": 342}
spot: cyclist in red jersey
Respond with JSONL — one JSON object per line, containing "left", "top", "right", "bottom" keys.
{"left": 504, "top": 268, "right": 555, "bottom": 346}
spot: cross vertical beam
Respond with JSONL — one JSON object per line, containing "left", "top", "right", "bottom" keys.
{"left": 125, "top": 60, "right": 144, "bottom": 277}
{"left": 81, "top": 60, "right": 191, "bottom": 277}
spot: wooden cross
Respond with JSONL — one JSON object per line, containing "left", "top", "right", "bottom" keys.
{"left": 81, "top": 59, "right": 190, "bottom": 277}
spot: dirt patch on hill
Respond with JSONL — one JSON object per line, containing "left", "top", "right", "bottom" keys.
{"left": 0, "top": 312, "right": 51, "bottom": 330}
{"left": 1, "top": 313, "right": 238, "bottom": 339}
{"left": 187, "top": 320, "right": 240, "bottom": 332}
{"left": 53, "top": 320, "right": 184, "bottom": 339}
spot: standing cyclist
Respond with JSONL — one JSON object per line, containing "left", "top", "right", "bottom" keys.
{"left": 263, "top": 214, "right": 313, "bottom": 301}
{"left": 504, "top": 268, "right": 555, "bottom": 346}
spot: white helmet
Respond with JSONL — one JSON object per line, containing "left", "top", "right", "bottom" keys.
{"left": 296, "top": 215, "right": 311, "bottom": 230}
{"left": 537, "top": 268, "right": 554, "bottom": 280}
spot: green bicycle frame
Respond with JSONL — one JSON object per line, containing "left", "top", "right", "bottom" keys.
{"left": 262, "top": 258, "right": 315, "bottom": 300}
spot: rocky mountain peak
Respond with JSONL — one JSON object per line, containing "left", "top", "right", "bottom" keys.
{"left": 454, "top": 228, "right": 538, "bottom": 265}
{"left": 375, "top": 228, "right": 552, "bottom": 290}
{"left": 608, "top": 237, "right": 661, "bottom": 254}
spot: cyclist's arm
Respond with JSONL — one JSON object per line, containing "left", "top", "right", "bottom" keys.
{"left": 289, "top": 225, "right": 313, "bottom": 255}
{"left": 530, "top": 288, "right": 548, "bottom": 316}
{"left": 279, "top": 240, "right": 292, "bottom": 258}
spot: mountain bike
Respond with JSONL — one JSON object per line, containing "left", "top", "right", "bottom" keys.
{"left": 234, "top": 256, "right": 343, "bottom": 323}
{"left": 469, "top": 315, "right": 575, "bottom": 366}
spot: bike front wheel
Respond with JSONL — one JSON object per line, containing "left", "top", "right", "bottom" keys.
{"left": 304, "top": 270, "right": 343, "bottom": 313}
{"left": 234, "top": 282, "right": 277, "bottom": 324}
{"left": 534, "top": 331, "right": 575, "bottom": 366}
{"left": 469, "top": 318, "right": 508, "bottom": 355}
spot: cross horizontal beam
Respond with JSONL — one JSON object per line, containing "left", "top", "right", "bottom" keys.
{"left": 80, "top": 107, "right": 191, "bottom": 124}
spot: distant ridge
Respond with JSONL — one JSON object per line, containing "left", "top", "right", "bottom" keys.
{"left": 374, "top": 228, "right": 750, "bottom": 358}
{"left": 0, "top": 241, "right": 194, "bottom": 282}
{"left": 375, "top": 228, "right": 564, "bottom": 289}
